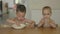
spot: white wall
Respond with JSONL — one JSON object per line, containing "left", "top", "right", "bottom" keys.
{"left": 29, "top": 0, "right": 60, "bottom": 10}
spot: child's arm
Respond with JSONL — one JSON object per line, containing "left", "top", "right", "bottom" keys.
{"left": 7, "top": 18, "right": 16, "bottom": 24}
{"left": 29, "top": 20, "right": 35, "bottom": 28}
{"left": 26, "top": 19, "right": 35, "bottom": 28}
{"left": 37, "top": 19, "right": 44, "bottom": 28}
{"left": 7, "top": 18, "right": 22, "bottom": 25}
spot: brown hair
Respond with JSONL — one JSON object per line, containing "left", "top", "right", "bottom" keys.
{"left": 16, "top": 4, "right": 26, "bottom": 13}
{"left": 42, "top": 6, "right": 52, "bottom": 14}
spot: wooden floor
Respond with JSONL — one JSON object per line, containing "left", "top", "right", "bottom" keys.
{"left": 0, "top": 27, "right": 60, "bottom": 34}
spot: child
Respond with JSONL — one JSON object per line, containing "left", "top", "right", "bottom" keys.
{"left": 37, "top": 6, "right": 57, "bottom": 28}
{"left": 7, "top": 4, "right": 35, "bottom": 29}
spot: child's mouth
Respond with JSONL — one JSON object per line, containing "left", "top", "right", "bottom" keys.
{"left": 18, "top": 17, "right": 25, "bottom": 21}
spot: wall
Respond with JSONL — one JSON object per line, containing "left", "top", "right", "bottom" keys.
{"left": 29, "top": 0, "right": 60, "bottom": 10}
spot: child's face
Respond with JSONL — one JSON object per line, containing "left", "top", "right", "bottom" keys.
{"left": 16, "top": 11, "right": 25, "bottom": 20}
{"left": 43, "top": 9, "right": 51, "bottom": 19}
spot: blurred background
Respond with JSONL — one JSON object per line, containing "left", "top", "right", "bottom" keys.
{"left": 0, "top": 0, "right": 60, "bottom": 26}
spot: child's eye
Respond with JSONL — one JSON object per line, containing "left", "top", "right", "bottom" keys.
{"left": 43, "top": 13, "right": 50, "bottom": 15}
{"left": 47, "top": 14, "right": 50, "bottom": 15}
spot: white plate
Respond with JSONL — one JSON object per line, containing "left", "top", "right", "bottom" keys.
{"left": 12, "top": 24, "right": 26, "bottom": 29}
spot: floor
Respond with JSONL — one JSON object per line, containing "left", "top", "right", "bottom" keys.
{"left": 0, "top": 27, "right": 60, "bottom": 34}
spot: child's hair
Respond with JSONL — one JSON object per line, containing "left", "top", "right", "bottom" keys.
{"left": 16, "top": 4, "right": 26, "bottom": 13}
{"left": 42, "top": 6, "right": 52, "bottom": 14}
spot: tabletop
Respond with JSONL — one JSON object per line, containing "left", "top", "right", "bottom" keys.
{"left": 0, "top": 27, "right": 60, "bottom": 34}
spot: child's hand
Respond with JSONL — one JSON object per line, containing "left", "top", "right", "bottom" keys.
{"left": 37, "top": 18, "right": 45, "bottom": 28}
{"left": 26, "top": 21, "right": 35, "bottom": 28}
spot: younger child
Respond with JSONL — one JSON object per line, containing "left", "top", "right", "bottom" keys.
{"left": 37, "top": 6, "right": 57, "bottom": 28}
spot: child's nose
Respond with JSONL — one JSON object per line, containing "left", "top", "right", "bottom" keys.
{"left": 44, "top": 15, "right": 48, "bottom": 18}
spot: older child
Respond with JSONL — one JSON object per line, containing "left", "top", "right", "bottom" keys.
{"left": 7, "top": 4, "right": 35, "bottom": 29}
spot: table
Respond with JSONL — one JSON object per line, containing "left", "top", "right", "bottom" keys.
{"left": 0, "top": 27, "right": 60, "bottom": 34}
